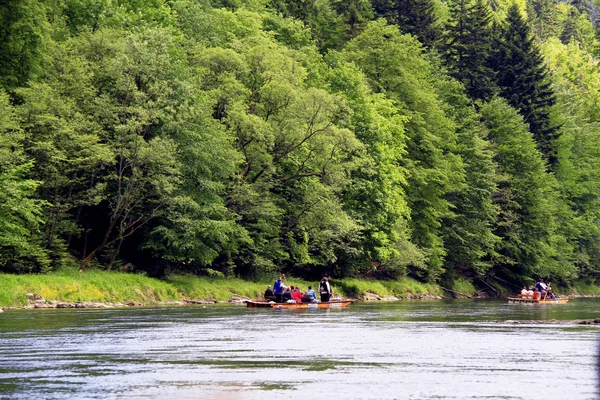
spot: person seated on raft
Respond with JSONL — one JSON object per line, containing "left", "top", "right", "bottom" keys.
{"left": 520, "top": 286, "right": 534, "bottom": 298}
{"left": 282, "top": 288, "right": 294, "bottom": 302}
{"left": 521, "top": 286, "right": 528, "bottom": 296}
{"left": 290, "top": 286, "right": 303, "bottom": 303}
{"left": 302, "top": 286, "right": 318, "bottom": 303}
{"left": 264, "top": 285, "right": 275, "bottom": 300}
{"left": 546, "top": 282, "right": 556, "bottom": 299}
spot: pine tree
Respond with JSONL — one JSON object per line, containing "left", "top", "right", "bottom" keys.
{"left": 443, "top": 0, "right": 497, "bottom": 102}
{"left": 560, "top": 9, "right": 580, "bottom": 44}
{"left": 371, "top": 0, "right": 441, "bottom": 47}
{"left": 527, "top": 0, "right": 560, "bottom": 39}
{"left": 331, "top": 0, "right": 374, "bottom": 40}
{"left": 491, "top": 4, "right": 560, "bottom": 167}
{"left": 267, "top": 0, "right": 344, "bottom": 50}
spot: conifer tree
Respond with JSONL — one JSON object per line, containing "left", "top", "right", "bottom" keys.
{"left": 491, "top": 4, "right": 560, "bottom": 167}
{"left": 560, "top": 9, "right": 580, "bottom": 44}
{"left": 443, "top": 0, "right": 496, "bottom": 102}
{"left": 371, "top": 0, "right": 441, "bottom": 47}
{"left": 527, "top": 0, "right": 560, "bottom": 39}
{"left": 268, "top": 0, "right": 344, "bottom": 50}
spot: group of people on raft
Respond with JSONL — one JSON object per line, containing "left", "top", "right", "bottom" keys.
{"left": 264, "top": 275, "right": 333, "bottom": 303}
{"left": 520, "top": 278, "right": 557, "bottom": 300}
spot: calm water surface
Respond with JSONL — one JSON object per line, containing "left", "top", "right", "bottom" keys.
{"left": 1, "top": 299, "right": 599, "bottom": 399}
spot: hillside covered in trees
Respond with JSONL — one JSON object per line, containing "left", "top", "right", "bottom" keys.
{"left": 2, "top": 0, "right": 600, "bottom": 290}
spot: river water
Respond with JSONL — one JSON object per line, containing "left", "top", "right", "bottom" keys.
{"left": 1, "top": 298, "right": 599, "bottom": 399}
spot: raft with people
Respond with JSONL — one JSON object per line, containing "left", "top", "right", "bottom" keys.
{"left": 506, "top": 296, "right": 569, "bottom": 304}
{"left": 507, "top": 278, "right": 569, "bottom": 304}
{"left": 247, "top": 274, "right": 352, "bottom": 309}
{"left": 245, "top": 299, "right": 353, "bottom": 308}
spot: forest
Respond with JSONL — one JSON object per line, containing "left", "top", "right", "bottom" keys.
{"left": 1, "top": 0, "right": 600, "bottom": 291}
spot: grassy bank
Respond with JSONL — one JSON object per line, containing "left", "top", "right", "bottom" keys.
{"left": 0, "top": 268, "right": 455, "bottom": 308}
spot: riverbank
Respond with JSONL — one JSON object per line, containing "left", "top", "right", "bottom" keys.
{"left": 2, "top": 269, "right": 594, "bottom": 310}
{"left": 0, "top": 268, "right": 450, "bottom": 310}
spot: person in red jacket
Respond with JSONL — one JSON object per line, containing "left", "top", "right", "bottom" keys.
{"left": 291, "top": 286, "right": 303, "bottom": 303}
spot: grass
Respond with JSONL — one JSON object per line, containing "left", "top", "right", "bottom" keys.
{"left": 334, "top": 277, "right": 442, "bottom": 298}
{"left": 449, "top": 277, "right": 478, "bottom": 297}
{"left": 0, "top": 268, "right": 181, "bottom": 307}
{"left": 0, "top": 269, "right": 322, "bottom": 308}
{"left": 165, "top": 275, "right": 314, "bottom": 302}
{"left": 571, "top": 281, "right": 600, "bottom": 296}
{"left": 0, "top": 268, "right": 486, "bottom": 308}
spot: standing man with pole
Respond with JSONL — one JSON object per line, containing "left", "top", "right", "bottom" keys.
{"left": 273, "top": 274, "right": 287, "bottom": 303}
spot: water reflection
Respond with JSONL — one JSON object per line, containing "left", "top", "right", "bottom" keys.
{"left": 1, "top": 299, "right": 599, "bottom": 399}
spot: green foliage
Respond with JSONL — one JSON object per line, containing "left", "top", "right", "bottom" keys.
{"left": 0, "top": 92, "right": 49, "bottom": 272}
{"left": 343, "top": 20, "right": 464, "bottom": 281}
{"left": 480, "top": 98, "right": 575, "bottom": 282}
{"left": 436, "top": 80, "right": 500, "bottom": 278}
{"left": 491, "top": 4, "right": 560, "bottom": 167}
{"left": 443, "top": 0, "right": 497, "bottom": 102}
{"left": 544, "top": 38, "right": 600, "bottom": 282}
{"left": 267, "top": 0, "right": 345, "bottom": 50}
{"left": 0, "top": 0, "right": 598, "bottom": 293}
{"left": 325, "top": 54, "right": 411, "bottom": 275}
{"left": 372, "top": 0, "right": 442, "bottom": 47}
{"left": 0, "top": 0, "right": 49, "bottom": 89}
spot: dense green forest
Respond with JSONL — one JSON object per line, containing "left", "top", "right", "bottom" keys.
{"left": 1, "top": 0, "right": 600, "bottom": 291}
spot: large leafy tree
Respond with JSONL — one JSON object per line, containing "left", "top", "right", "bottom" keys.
{"left": 544, "top": 38, "right": 600, "bottom": 282}
{"left": 0, "top": 0, "right": 49, "bottom": 90}
{"left": 343, "top": 20, "right": 464, "bottom": 281}
{"left": 436, "top": 78, "right": 500, "bottom": 280}
{"left": 0, "top": 92, "right": 49, "bottom": 272}
{"left": 17, "top": 29, "right": 184, "bottom": 271}
{"left": 326, "top": 54, "right": 419, "bottom": 278}
{"left": 189, "top": 19, "right": 364, "bottom": 276}
{"left": 481, "top": 98, "right": 574, "bottom": 284}
{"left": 491, "top": 4, "right": 560, "bottom": 167}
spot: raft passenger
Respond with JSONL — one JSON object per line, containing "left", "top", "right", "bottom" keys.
{"left": 264, "top": 285, "right": 274, "bottom": 300}
{"left": 303, "top": 286, "right": 318, "bottom": 303}
{"left": 291, "top": 287, "right": 303, "bottom": 303}
{"left": 282, "top": 288, "right": 293, "bottom": 302}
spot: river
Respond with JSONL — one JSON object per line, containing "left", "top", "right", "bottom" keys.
{"left": 1, "top": 298, "right": 599, "bottom": 399}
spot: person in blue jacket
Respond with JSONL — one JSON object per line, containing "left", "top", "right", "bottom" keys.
{"left": 273, "top": 276, "right": 285, "bottom": 303}
{"left": 303, "top": 286, "right": 318, "bottom": 303}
